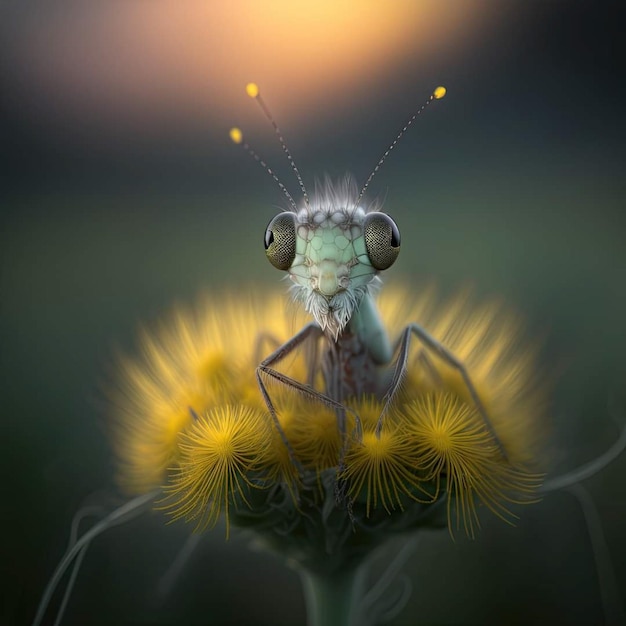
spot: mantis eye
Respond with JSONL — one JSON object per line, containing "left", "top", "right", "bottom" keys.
{"left": 363, "top": 213, "right": 401, "bottom": 270}
{"left": 264, "top": 212, "right": 297, "bottom": 270}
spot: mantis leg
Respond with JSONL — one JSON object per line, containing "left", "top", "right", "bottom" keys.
{"left": 377, "top": 323, "right": 507, "bottom": 459}
{"left": 254, "top": 328, "right": 321, "bottom": 389}
{"left": 256, "top": 322, "right": 358, "bottom": 473}
{"left": 253, "top": 331, "right": 283, "bottom": 365}
{"left": 415, "top": 347, "right": 443, "bottom": 387}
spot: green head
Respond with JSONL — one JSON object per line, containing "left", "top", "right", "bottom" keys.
{"left": 264, "top": 177, "right": 400, "bottom": 339}
{"left": 230, "top": 83, "right": 446, "bottom": 338}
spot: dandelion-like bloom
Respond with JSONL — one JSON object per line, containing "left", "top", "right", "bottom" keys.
{"left": 105, "top": 284, "right": 546, "bottom": 625}
{"left": 380, "top": 287, "right": 546, "bottom": 466}
{"left": 288, "top": 399, "right": 346, "bottom": 475}
{"left": 405, "top": 393, "right": 541, "bottom": 537}
{"left": 165, "top": 405, "right": 270, "bottom": 535}
{"left": 342, "top": 396, "right": 431, "bottom": 515}
{"left": 110, "top": 294, "right": 308, "bottom": 493}
{"left": 104, "top": 292, "right": 549, "bottom": 590}
{"left": 111, "top": 286, "right": 544, "bottom": 535}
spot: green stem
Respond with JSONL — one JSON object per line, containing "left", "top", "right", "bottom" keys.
{"left": 300, "top": 563, "right": 368, "bottom": 626}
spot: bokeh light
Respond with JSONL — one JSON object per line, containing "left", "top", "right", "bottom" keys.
{"left": 2, "top": 1, "right": 501, "bottom": 145}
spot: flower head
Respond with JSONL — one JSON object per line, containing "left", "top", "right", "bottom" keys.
{"left": 164, "top": 405, "right": 270, "bottom": 535}
{"left": 289, "top": 398, "right": 346, "bottom": 475}
{"left": 342, "top": 397, "right": 432, "bottom": 515}
{"left": 404, "top": 393, "right": 541, "bottom": 537}
{"left": 110, "top": 284, "right": 545, "bottom": 544}
{"left": 110, "top": 294, "right": 308, "bottom": 493}
{"left": 379, "top": 287, "right": 546, "bottom": 466}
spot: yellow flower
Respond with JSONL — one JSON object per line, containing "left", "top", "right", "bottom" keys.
{"left": 404, "top": 393, "right": 541, "bottom": 538}
{"left": 109, "top": 284, "right": 545, "bottom": 540}
{"left": 110, "top": 293, "right": 309, "bottom": 494}
{"left": 164, "top": 405, "right": 271, "bottom": 535}
{"left": 342, "top": 396, "right": 432, "bottom": 515}
{"left": 377, "top": 286, "right": 546, "bottom": 466}
{"left": 261, "top": 390, "right": 302, "bottom": 489}
{"left": 288, "top": 395, "right": 347, "bottom": 475}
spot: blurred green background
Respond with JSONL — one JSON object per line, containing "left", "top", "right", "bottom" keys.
{"left": 1, "top": 1, "right": 625, "bottom": 624}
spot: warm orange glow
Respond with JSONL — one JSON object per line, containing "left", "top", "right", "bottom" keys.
{"left": 10, "top": 1, "right": 506, "bottom": 138}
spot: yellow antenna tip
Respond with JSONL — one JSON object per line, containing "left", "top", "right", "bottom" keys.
{"left": 246, "top": 83, "right": 259, "bottom": 98}
{"left": 229, "top": 127, "right": 243, "bottom": 144}
{"left": 433, "top": 86, "right": 447, "bottom": 100}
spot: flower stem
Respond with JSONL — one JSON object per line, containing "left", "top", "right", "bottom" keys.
{"left": 300, "top": 562, "right": 368, "bottom": 626}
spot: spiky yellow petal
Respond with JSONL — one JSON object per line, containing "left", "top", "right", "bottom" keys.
{"left": 110, "top": 285, "right": 545, "bottom": 539}
{"left": 111, "top": 293, "right": 310, "bottom": 494}
{"left": 260, "top": 390, "right": 302, "bottom": 489}
{"left": 342, "top": 396, "right": 433, "bottom": 515}
{"left": 377, "top": 286, "right": 546, "bottom": 466}
{"left": 289, "top": 397, "right": 346, "bottom": 474}
{"left": 164, "top": 405, "right": 271, "bottom": 535}
{"left": 404, "top": 393, "right": 541, "bottom": 537}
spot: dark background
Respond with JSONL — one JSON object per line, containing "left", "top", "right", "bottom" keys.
{"left": 1, "top": 1, "right": 625, "bottom": 624}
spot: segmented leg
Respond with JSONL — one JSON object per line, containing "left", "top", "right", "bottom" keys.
{"left": 376, "top": 323, "right": 507, "bottom": 460}
{"left": 415, "top": 348, "right": 443, "bottom": 387}
{"left": 253, "top": 331, "right": 283, "bottom": 365}
{"left": 255, "top": 329, "right": 320, "bottom": 388}
{"left": 256, "top": 323, "right": 359, "bottom": 473}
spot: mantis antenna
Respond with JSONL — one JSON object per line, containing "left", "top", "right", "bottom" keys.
{"left": 229, "top": 127, "right": 298, "bottom": 211}
{"left": 356, "top": 85, "right": 447, "bottom": 207}
{"left": 245, "top": 82, "right": 311, "bottom": 209}
{"left": 231, "top": 83, "right": 446, "bottom": 212}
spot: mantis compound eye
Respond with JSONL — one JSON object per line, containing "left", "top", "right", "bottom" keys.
{"left": 264, "top": 212, "right": 297, "bottom": 270}
{"left": 363, "top": 212, "right": 401, "bottom": 270}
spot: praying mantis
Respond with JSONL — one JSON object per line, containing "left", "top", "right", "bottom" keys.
{"left": 31, "top": 80, "right": 626, "bottom": 626}
{"left": 231, "top": 82, "right": 506, "bottom": 461}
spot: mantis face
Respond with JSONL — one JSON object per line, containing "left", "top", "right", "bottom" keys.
{"left": 264, "top": 178, "right": 400, "bottom": 339}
